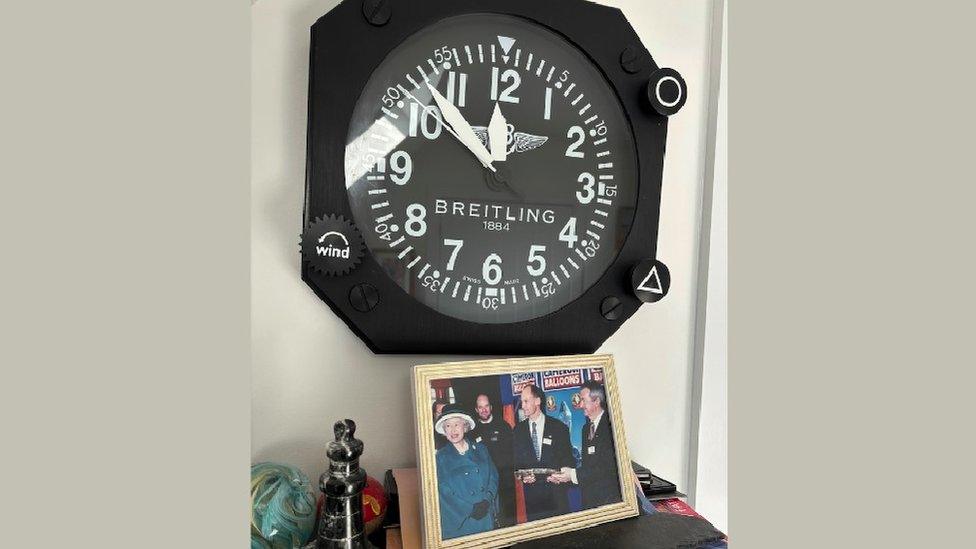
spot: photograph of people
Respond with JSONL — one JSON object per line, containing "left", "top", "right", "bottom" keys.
{"left": 512, "top": 385, "right": 575, "bottom": 522}
{"left": 434, "top": 404, "right": 499, "bottom": 540}
{"left": 470, "top": 393, "right": 515, "bottom": 527}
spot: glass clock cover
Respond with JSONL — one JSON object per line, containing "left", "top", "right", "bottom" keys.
{"left": 344, "top": 14, "right": 638, "bottom": 324}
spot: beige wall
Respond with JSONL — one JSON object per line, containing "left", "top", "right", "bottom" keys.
{"left": 252, "top": 0, "right": 721, "bottom": 497}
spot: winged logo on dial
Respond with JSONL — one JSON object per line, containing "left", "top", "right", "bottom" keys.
{"left": 472, "top": 123, "right": 548, "bottom": 155}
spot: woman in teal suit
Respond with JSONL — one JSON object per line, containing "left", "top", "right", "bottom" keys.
{"left": 435, "top": 404, "right": 499, "bottom": 540}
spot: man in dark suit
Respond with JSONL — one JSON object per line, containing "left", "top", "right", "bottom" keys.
{"left": 470, "top": 393, "right": 515, "bottom": 527}
{"left": 512, "top": 385, "right": 575, "bottom": 522}
{"left": 551, "top": 380, "right": 622, "bottom": 509}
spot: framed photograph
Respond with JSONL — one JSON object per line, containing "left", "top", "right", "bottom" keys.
{"left": 412, "top": 354, "right": 638, "bottom": 548}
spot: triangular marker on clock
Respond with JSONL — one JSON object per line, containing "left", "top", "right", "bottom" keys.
{"left": 637, "top": 265, "right": 664, "bottom": 294}
{"left": 498, "top": 35, "right": 515, "bottom": 62}
{"left": 497, "top": 36, "right": 516, "bottom": 54}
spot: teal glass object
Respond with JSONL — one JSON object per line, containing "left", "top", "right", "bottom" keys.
{"left": 250, "top": 462, "right": 317, "bottom": 548}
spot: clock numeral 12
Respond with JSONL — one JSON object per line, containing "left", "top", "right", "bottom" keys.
{"left": 490, "top": 67, "right": 521, "bottom": 104}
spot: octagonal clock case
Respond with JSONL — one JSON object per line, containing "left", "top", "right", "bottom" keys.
{"left": 301, "top": 0, "right": 685, "bottom": 354}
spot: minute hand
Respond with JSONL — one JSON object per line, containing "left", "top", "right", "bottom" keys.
{"left": 425, "top": 82, "right": 496, "bottom": 172}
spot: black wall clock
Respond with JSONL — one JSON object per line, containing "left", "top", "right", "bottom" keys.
{"left": 302, "top": 0, "right": 686, "bottom": 355}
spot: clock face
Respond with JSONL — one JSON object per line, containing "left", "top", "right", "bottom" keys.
{"left": 344, "top": 13, "right": 638, "bottom": 324}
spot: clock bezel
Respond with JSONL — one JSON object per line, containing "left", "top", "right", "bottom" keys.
{"left": 304, "top": 0, "right": 671, "bottom": 354}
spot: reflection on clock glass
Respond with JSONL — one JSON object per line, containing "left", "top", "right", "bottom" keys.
{"left": 345, "top": 14, "right": 637, "bottom": 324}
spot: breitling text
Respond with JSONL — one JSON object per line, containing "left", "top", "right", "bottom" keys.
{"left": 433, "top": 199, "right": 555, "bottom": 224}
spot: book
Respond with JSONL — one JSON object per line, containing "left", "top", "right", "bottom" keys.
{"left": 631, "top": 461, "right": 682, "bottom": 498}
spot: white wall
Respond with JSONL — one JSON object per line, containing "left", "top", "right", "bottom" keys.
{"left": 691, "top": 0, "right": 728, "bottom": 533}
{"left": 252, "top": 0, "right": 721, "bottom": 504}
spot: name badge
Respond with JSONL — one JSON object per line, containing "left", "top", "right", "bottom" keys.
{"left": 475, "top": 436, "right": 483, "bottom": 443}
{"left": 587, "top": 446, "right": 596, "bottom": 455}
{"left": 543, "top": 438, "right": 552, "bottom": 446}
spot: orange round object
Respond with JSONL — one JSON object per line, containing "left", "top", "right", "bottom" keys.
{"left": 362, "top": 475, "right": 388, "bottom": 534}
{"left": 314, "top": 475, "right": 389, "bottom": 537}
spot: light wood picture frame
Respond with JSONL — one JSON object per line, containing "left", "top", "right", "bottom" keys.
{"left": 412, "top": 354, "right": 638, "bottom": 548}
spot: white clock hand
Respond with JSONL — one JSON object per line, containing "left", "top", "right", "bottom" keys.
{"left": 401, "top": 87, "right": 492, "bottom": 171}
{"left": 488, "top": 103, "right": 508, "bottom": 162}
{"left": 425, "top": 82, "right": 496, "bottom": 171}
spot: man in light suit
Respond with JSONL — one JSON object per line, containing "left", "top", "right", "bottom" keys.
{"left": 512, "top": 385, "right": 575, "bottom": 522}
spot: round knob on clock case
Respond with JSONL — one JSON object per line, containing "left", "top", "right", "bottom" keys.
{"left": 619, "top": 46, "right": 648, "bottom": 75}
{"left": 349, "top": 283, "right": 379, "bottom": 313}
{"left": 600, "top": 296, "right": 623, "bottom": 321}
{"left": 645, "top": 68, "right": 687, "bottom": 116}
{"left": 362, "top": 0, "right": 391, "bottom": 26}
{"left": 631, "top": 259, "right": 671, "bottom": 303}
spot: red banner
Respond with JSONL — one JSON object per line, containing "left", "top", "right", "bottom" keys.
{"left": 510, "top": 372, "right": 537, "bottom": 396}
{"left": 541, "top": 369, "right": 584, "bottom": 391}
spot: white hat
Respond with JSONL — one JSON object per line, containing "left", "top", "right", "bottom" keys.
{"left": 434, "top": 404, "right": 475, "bottom": 435}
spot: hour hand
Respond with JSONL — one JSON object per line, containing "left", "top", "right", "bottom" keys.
{"left": 425, "top": 82, "right": 495, "bottom": 171}
{"left": 488, "top": 103, "right": 508, "bottom": 162}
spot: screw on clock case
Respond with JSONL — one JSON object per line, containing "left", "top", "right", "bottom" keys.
{"left": 303, "top": 0, "right": 678, "bottom": 354}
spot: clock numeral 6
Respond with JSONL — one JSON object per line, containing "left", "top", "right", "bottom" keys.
{"left": 405, "top": 203, "right": 427, "bottom": 237}
{"left": 482, "top": 253, "right": 503, "bottom": 285}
